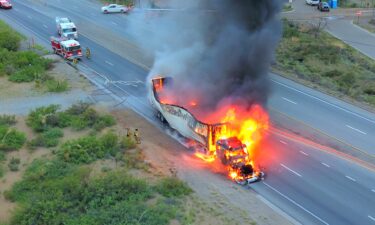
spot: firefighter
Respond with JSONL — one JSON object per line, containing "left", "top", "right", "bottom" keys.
{"left": 72, "top": 58, "right": 78, "bottom": 65}
{"left": 126, "top": 128, "right": 132, "bottom": 138}
{"left": 85, "top": 47, "right": 91, "bottom": 59}
{"left": 134, "top": 128, "right": 141, "bottom": 144}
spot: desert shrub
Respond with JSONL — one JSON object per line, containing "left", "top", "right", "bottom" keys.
{"left": 28, "top": 128, "right": 64, "bottom": 148}
{"left": 0, "top": 126, "right": 26, "bottom": 151}
{"left": 27, "top": 104, "right": 60, "bottom": 132}
{"left": 66, "top": 102, "right": 91, "bottom": 115}
{"left": 45, "top": 79, "right": 69, "bottom": 92}
{"left": 57, "top": 132, "right": 120, "bottom": 164}
{"left": 0, "top": 151, "right": 5, "bottom": 161}
{"left": 0, "top": 164, "right": 4, "bottom": 177}
{"left": 0, "top": 114, "right": 16, "bottom": 126}
{"left": 0, "top": 20, "right": 22, "bottom": 51}
{"left": 120, "top": 136, "right": 136, "bottom": 150}
{"left": 93, "top": 115, "right": 116, "bottom": 131}
{"left": 8, "top": 157, "right": 20, "bottom": 171}
{"left": 156, "top": 177, "right": 193, "bottom": 198}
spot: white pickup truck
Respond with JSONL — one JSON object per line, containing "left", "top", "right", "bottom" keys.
{"left": 55, "top": 17, "right": 78, "bottom": 39}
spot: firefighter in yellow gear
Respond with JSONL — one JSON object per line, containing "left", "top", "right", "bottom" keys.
{"left": 85, "top": 47, "right": 91, "bottom": 59}
{"left": 72, "top": 58, "right": 78, "bottom": 65}
{"left": 134, "top": 128, "right": 141, "bottom": 144}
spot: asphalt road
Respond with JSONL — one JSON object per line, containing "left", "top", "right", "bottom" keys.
{"left": 1, "top": 0, "right": 375, "bottom": 224}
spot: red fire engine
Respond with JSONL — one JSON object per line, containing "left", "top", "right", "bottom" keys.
{"left": 50, "top": 36, "right": 82, "bottom": 60}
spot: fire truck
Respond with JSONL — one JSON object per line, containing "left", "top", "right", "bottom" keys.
{"left": 56, "top": 17, "right": 78, "bottom": 39}
{"left": 149, "top": 77, "right": 264, "bottom": 185}
{"left": 50, "top": 36, "right": 82, "bottom": 60}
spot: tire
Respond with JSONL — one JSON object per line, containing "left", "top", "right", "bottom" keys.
{"left": 120, "top": 9, "right": 124, "bottom": 13}
{"left": 104, "top": 10, "right": 108, "bottom": 14}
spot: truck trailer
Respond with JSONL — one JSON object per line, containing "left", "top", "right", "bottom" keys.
{"left": 149, "top": 76, "right": 264, "bottom": 184}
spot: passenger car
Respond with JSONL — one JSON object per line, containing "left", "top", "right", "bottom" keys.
{"left": 306, "top": 0, "right": 320, "bottom": 6}
{"left": 318, "top": 2, "right": 330, "bottom": 12}
{"left": 0, "top": 0, "right": 12, "bottom": 9}
{"left": 101, "top": 4, "right": 129, "bottom": 14}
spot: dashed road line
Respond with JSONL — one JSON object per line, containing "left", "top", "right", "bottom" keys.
{"left": 27, "top": 15, "right": 32, "bottom": 19}
{"left": 271, "top": 79, "right": 375, "bottom": 124}
{"left": 280, "top": 163, "right": 302, "bottom": 177}
{"left": 279, "top": 140, "right": 287, "bottom": 145}
{"left": 263, "top": 182, "right": 329, "bottom": 225}
{"left": 111, "top": 21, "right": 118, "bottom": 26}
{"left": 321, "top": 162, "right": 330, "bottom": 168}
{"left": 368, "top": 215, "right": 375, "bottom": 222}
{"left": 43, "top": 24, "right": 48, "bottom": 29}
{"left": 345, "top": 175, "right": 356, "bottom": 182}
{"left": 105, "top": 60, "right": 114, "bottom": 66}
{"left": 300, "top": 151, "right": 309, "bottom": 156}
{"left": 346, "top": 125, "right": 367, "bottom": 135}
{"left": 282, "top": 97, "right": 297, "bottom": 105}
{"left": 371, "top": 189, "right": 375, "bottom": 193}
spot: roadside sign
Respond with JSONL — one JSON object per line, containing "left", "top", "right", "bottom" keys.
{"left": 356, "top": 11, "right": 362, "bottom": 16}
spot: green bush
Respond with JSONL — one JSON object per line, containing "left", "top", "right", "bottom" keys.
{"left": 57, "top": 132, "right": 120, "bottom": 164}
{"left": 45, "top": 79, "right": 69, "bottom": 92}
{"left": 0, "top": 126, "right": 26, "bottom": 151}
{"left": 0, "top": 151, "right": 5, "bottom": 161}
{"left": 121, "top": 136, "right": 136, "bottom": 150}
{"left": 27, "top": 104, "right": 60, "bottom": 132}
{"left": 93, "top": 115, "right": 116, "bottom": 131}
{"left": 8, "top": 157, "right": 20, "bottom": 171}
{"left": 0, "top": 164, "right": 4, "bottom": 177}
{"left": 156, "top": 177, "right": 193, "bottom": 198}
{"left": 0, "top": 114, "right": 16, "bottom": 126}
{"left": 28, "top": 128, "right": 64, "bottom": 148}
{"left": 0, "top": 20, "right": 22, "bottom": 51}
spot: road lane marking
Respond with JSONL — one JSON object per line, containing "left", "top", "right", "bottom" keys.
{"left": 263, "top": 182, "right": 329, "bottom": 225}
{"left": 300, "top": 150, "right": 309, "bottom": 156}
{"left": 282, "top": 97, "right": 297, "bottom": 105}
{"left": 43, "top": 24, "right": 48, "bottom": 29}
{"left": 27, "top": 15, "right": 32, "bottom": 19}
{"left": 280, "top": 163, "right": 302, "bottom": 177}
{"left": 111, "top": 21, "right": 118, "bottom": 26}
{"left": 345, "top": 175, "right": 356, "bottom": 182}
{"left": 105, "top": 61, "right": 114, "bottom": 66}
{"left": 345, "top": 125, "right": 367, "bottom": 135}
{"left": 321, "top": 162, "right": 330, "bottom": 168}
{"left": 371, "top": 189, "right": 375, "bottom": 193}
{"left": 271, "top": 79, "right": 375, "bottom": 124}
{"left": 368, "top": 215, "right": 375, "bottom": 222}
{"left": 14, "top": 8, "right": 19, "bottom": 11}
{"left": 279, "top": 140, "right": 287, "bottom": 145}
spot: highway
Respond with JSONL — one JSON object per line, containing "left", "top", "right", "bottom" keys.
{"left": 1, "top": 0, "right": 375, "bottom": 224}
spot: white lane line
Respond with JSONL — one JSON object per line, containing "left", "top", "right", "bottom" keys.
{"left": 279, "top": 140, "right": 287, "bottom": 145}
{"left": 321, "top": 162, "right": 330, "bottom": 168}
{"left": 105, "top": 61, "right": 114, "bottom": 66}
{"left": 43, "top": 24, "right": 48, "bottom": 29}
{"left": 271, "top": 79, "right": 375, "bottom": 124}
{"left": 111, "top": 21, "right": 118, "bottom": 26}
{"left": 263, "top": 182, "right": 329, "bottom": 225}
{"left": 282, "top": 97, "right": 297, "bottom": 105}
{"left": 300, "top": 150, "right": 309, "bottom": 156}
{"left": 345, "top": 125, "right": 367, "bottom": 135}
{"left": 27, "top": 15, "right": 32, "bottom": 19}
{"left": 368, "top": 215, "right": 375, "bottom": 222}
{"left": 371, "top": 189, "right": 375, "bottom": 193}
{"left": 345, "top": 175, "right": 356, "bottom": 182}
{"left": 280, "top": 163, "right": 302, "bottom": 177}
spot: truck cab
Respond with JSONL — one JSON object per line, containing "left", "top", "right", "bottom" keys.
{"left": 216, "top": 137, "right": 248, "bottom": 165}
{"left": 50, "top": 37, "right": 82, "bottom": 60}
{"left": 56, "top": 17, "right": 78, "bottom": 39}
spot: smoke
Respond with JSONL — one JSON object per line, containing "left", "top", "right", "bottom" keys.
{"left": 130, "top": 0, "right": 282, "bottom": 120}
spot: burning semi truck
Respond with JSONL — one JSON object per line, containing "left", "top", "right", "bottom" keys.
{"left": 149, "top": 77, "right": 266, "bottom": 185}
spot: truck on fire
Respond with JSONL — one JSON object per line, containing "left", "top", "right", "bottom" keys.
{"left": 149, "top": 77, "right": 264, "bottom": 185}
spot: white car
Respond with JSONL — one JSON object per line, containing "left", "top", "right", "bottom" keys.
{"left": 306, "top": 0, "right": 319, "bottom": 5}
{"left": 101, "top": 4, "right": 129, "bottom": 14}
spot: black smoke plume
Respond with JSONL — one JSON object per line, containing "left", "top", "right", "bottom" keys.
{"left": 132, "top": 0, "right": 282, "bottom": 118}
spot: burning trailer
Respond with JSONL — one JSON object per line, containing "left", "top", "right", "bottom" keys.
{"left": 149, "top": 77, "right": 266, "bottom": 185}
